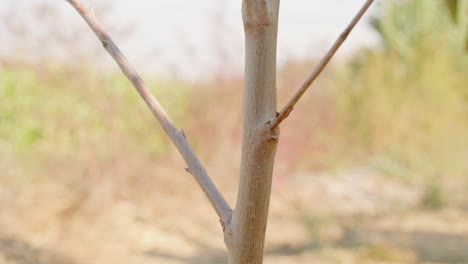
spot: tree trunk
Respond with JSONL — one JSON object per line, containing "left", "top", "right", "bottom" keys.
{"left": 224, "top": 1, "right": 280, "bottom": 263}
{"left": 65, "top": 0, "right": 373, "bottom": 262}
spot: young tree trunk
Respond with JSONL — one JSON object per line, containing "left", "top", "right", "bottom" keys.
{"left": 65, "top": 0, "right": 373, "bottom": 263}
{"left": 224, "top": 1, "right": 280, "bottom": 263}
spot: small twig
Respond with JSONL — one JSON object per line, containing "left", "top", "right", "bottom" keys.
{"left": 65, "top": 0, "right": 232, "bottom": 222}
{"left": 271, "top": 0, "right": 374, "bottom": 130}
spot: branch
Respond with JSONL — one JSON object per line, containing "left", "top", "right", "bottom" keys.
{"left": 64, "top": 0, "right": 232, "bottom": 223}
{"left": 271, "top": 0, "right": 374, "bottom": 130}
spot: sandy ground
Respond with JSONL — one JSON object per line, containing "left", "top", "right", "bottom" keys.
{"left": 1, "top": 168, "right": 468, "bottom": 264}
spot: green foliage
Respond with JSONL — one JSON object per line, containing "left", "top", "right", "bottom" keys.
{"left": 443, "top": 0, "right": 468, "bottom": 50}
{"left": 372, "top": 0, "right": 467, "bottom": 60}
{"left": 336, "top": 0, "right": 468, "bottom": 186}
{"left": 0, "top": 69, "right": 45, "bottom": 149}
{"left": 0, "top": 66, "right": 189, "bottom": 167}
{"left": 421, "top": 182, "right": 447, "bottom": 209}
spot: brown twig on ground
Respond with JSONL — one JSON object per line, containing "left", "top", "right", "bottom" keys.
{"left": 64, "top": 0, "right": 232, "bottom": 223}
{"left": 271, "top": 0, "right": 374, "bottom": 130}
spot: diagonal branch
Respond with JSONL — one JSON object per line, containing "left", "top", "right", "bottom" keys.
{"left": 64, "top": 0, "right": 232, "bottom": 223}
{"left": 271, "top": 0, "right": 374, "bottom": 130}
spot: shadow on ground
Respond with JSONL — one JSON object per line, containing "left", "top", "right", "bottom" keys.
{"left": 2, "top": 229, "right": 468, "bottom": 264}
{"left": 0, "top": 237, "right": 77, "bottom": 264}
{"left": 340, "top": 228, "right": 468, "bottom": 263}
{"left": 145, "top": 229, "right": 468, "bottom": 264}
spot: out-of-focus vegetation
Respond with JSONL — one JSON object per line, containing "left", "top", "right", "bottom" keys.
{"left": 1, "top": 0, "right": 468, "bottom": 263}
{"left": 1, "top": 0, "right": 467, "bottom": 205}
{"left": 1, "top": 67, "right": 189, "bottom": 154}
{"left": 0, "top": 65, "right": 189, "bottom": 177}
{"left": 336, "top": 0, "right": 468, "bottom": 207}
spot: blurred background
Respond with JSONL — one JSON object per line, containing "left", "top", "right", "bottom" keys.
{"left": 0, "top": 0, "right": 467, "bottom": 263}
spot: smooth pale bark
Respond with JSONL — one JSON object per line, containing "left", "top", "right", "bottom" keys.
{"left": 224, "top": 1, "right": 280, "bottom": 263}
{"left": 65, "top": 0, "right": 374, "bottom": 263}
{"left": 64, "top": 0, "right": 232, "bottom": 223}
{"left": 272, "top": 0, "right": 375, "bottom": 129}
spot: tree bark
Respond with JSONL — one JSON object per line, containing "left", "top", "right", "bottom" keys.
{"left": 64, "top": 0, "right": 374, "bottom": 263}
{"left": 63, "top": 0, "right": 232, "bottom": 223}
{"left": 224, "top": 1, "right": 280, "bottom": 263}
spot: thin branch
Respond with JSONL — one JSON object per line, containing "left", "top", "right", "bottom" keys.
{"left": 64, "top": 0, "right": 232, "bottom": 222}
{"left": 271, "top": 0, "right": 374, "bottom": 130}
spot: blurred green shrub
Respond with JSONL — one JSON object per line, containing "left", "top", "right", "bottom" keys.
{"left": 0, "top": 65, "right": 189, "bottom": 167}
{"left": 336, "top": 0, "right": 468, "bottom": 187}
{"left": 0, "top": 68, "right": 45, "bottom": 149}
